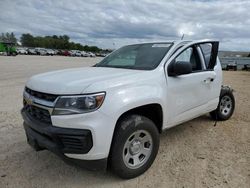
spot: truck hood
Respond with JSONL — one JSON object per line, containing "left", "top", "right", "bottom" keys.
{"left": 26, "top": 67, "right": 143, "bottom": 94}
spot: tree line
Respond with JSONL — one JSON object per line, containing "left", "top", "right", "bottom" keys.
{"left": 0, "top": 32, "right": 104, "bottom": 52}
{"left": 0, "top": 32, "right": 17, "bottom": 44}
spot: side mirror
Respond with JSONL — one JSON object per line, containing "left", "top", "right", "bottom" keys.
{"left": 168, "top": 60, "right": 192, "bottom": 76}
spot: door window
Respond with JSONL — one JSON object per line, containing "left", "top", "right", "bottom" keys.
{"left": 199, "top": 43, "right": 212, "bottom": 68}
{"left": 175, "top": 47, "right": 202, "bottom": 72}
{"left": 176, "top": 47, "right": 193, "bottom": 62}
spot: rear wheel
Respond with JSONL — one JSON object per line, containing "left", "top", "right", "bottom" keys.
{"left": 210, "top": 86, "right": 235, "bottom": 120}
{"left": 110, "top": 115, "right": 159, "bottom": 179}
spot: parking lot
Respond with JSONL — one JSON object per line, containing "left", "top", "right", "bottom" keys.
{"left": 0, "top": 55, "right": 249, "bottom": 188}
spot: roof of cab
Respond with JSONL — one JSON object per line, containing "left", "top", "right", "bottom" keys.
{"left": 128, "top": 39, "right": 218, "bottom": 46}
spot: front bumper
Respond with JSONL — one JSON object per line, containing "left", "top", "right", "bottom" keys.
{"left": 21, "top": 109, "right": 107, "bottom": 170}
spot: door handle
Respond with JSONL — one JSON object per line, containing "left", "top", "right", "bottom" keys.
{"left": 209, "top": 78, "right": 214, "bottom": 82}
{"left": 204, "top": 77, "right": 214, "bottom": 83}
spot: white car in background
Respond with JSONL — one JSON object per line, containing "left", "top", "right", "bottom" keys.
{"left": 16, "top": 48, "right": 28, "bottom": 55}
{"left": 27, "top": 48, "right": 38, "bottom": 55}
{"left": 35, "top": 48, "right": 47, "bottom": 56}
{"left": 81, "top": 51, "right": 89, "bottom": 57}
{"left": 70, "top": 50, "right": 82, "bottom": 57}
{"left": 53, "top": 49, "right": 59, "bottom": 55}
{"left": 87, "top": 52, "right": 96, "bottom": 57}
{"left": 46, "top": 49, "right": 55, "bottom": 56}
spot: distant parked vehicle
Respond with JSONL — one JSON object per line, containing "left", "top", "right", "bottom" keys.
{"left": 53, "top": 49, "right": 59, "bottom": 55}
{"left": 46, "top": 49, "right": 55, "bottom": 56}
{"left": 242, "top": 64, "right": 250, "bottom": 71}
{"left": 81, "top": 51, "right": 89, "bottom": 57}
{"left": 99, "top": 54, "right": 104, "bottom": 57}
{"left": 226, "top": 61, "right": 237, "bottom": 71}
{"left": 56, "top": 50, "right": 64, "bottom": 56}
{"left": 27, "top": 48, "right": 38, "bottom": 55}
{"left": 87, "top": 52, "right": 96, "bottom": 57}
{"left": 61, "top": 50, "right": 70, "bottom": 56}
{"left": 35, "top": 48, "right": 47, "bottom": 56}
{"left": 96, "top": 53, "right": 108, "bottom": 57}
{"left": 16, "top": 48, "right": 28, "bottom": 55}
{"left": 70, "top": 50, "right": 82, "bottom": 57}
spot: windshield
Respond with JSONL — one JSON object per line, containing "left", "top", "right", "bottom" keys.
{"left": 95, "top": 43, "right": 172, "bottom": 70}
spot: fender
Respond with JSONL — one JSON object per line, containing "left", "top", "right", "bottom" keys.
{"left": 99, "top": 82, "right": 165, "bottom": 121}
{"left": 83, "top": 68, "right": 167, "bottom": 123}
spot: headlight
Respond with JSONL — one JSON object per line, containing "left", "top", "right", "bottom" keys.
{"left": 53, "top": 92, "right": 105, "bottom": 115}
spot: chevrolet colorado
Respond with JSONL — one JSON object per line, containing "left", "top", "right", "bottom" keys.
{"left": 21, "top": 40, "right": 235, "bottom": 179}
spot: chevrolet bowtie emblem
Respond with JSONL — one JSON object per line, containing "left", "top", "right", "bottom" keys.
{"left": 25, "top": 96, "right": 33, "bottom": 105}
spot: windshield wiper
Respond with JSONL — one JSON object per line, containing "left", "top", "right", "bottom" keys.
{"left": 96, "top": 65, "right": 136, "bottom": 69}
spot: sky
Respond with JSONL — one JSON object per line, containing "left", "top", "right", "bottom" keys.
{"left": 0, "top": 0, "right": 250, "bottom": 51}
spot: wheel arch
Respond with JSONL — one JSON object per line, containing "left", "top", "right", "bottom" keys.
{"left": 115, "top": 103, "right": 163, "bottom": 133}
{"left": 108, "top": 103, "right": 162, "bottom": 151}
{"left": 108, "top": 103, "right": 163, "bottom": 167}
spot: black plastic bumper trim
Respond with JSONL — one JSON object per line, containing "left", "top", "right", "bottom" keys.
{"left": 21, "top": 109, "right": 107, "bottom": 171}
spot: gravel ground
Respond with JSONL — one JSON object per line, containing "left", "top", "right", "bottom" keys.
{"left": 0, "top": 55, "right": 249, "bottom": 188}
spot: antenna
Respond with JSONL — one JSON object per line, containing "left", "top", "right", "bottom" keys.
{"left": 181, "top": 34, "right": 185, "bottom": 40}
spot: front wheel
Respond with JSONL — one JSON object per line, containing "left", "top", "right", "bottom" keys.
{"left": 210, "top": 86, "right": 235, "bottom": 120}
{"left": 110, "top": 115, "right": 159, "bottom": 179}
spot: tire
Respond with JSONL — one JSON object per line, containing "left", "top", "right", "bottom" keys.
{"left": 210, "top": 86, "right": 235, "bottom": 120}
{"left": 110, "top": 115, "right": 159, "bottom": 179}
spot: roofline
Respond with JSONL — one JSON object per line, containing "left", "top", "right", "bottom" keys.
{"left": 122, "top": 39, "right": 219, "bottom": 47}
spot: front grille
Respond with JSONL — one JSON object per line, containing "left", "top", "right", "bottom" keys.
{"left": 23, "top": 102, "right": 52, "bottom": 124}
{"left": 25, "top": 87, "right": 58, "bottom": 102}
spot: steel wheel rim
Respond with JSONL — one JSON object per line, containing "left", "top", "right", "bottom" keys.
{"left": 122, "top": 130, "right": 153, "bottom": 169}
{"left": 220, "top": 95, "right": 233, "bottom": 116}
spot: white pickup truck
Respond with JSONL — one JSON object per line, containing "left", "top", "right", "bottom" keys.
{"left": 21, "top": 40, "right": 235, "bottom": 179}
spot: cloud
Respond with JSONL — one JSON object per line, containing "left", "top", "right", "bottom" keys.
{"left": 0, "top": 0, "right": 249, "bottom": 50}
